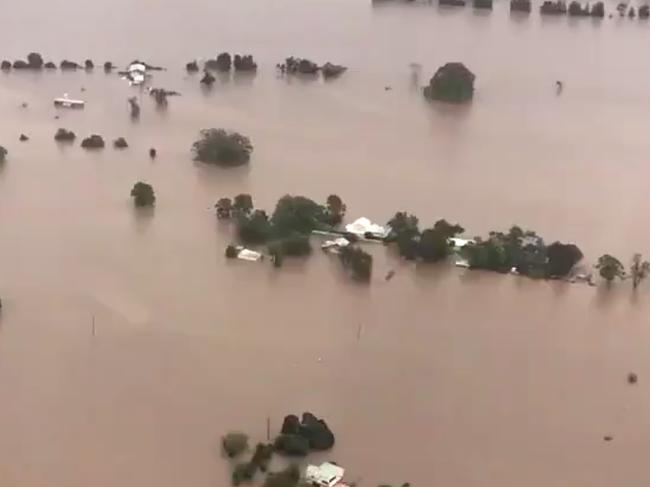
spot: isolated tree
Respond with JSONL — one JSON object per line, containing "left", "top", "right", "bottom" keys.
{"left": 192, "top": 129, "right": 253, "bottom": 166}
{"left": 130, "top": 182, "right": 155, "bottom": 207}
{"left": 596, "top": 254, "right": 625, "bottom": 284}
{"left": 0, "top": 146, "right": 7, "bottom": 163}
{"left": 630, "top": 253, "right": 650, "bottom": 290}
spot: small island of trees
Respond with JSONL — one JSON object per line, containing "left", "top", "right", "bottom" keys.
{"left": 192, "top": 129, "right": 253, "bottom": 166}
{"left": 423, "top": 62, "right": 475, "bottom": 103}
{"left": 130, "top": 182, "right": 156, "bottom": 207}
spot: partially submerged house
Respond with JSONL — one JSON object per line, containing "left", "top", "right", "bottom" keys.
{"left": 305, "top": 463, "right": 346, "bottom": 487}
{"left": 344, "top": 217, "right": 390, "bottom": 241}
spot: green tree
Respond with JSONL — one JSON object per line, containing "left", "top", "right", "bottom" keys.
{"left": 216, "top": 197, "right": 233, "bottom": 219}
{"left": 263, "top": 465, "right": 300, "bottom": 487}
{"left": 339, "top": 246, "right": 373, "bottom": 281}
{"left": 233, "top": 194, "right": 254, "bottom": 215}
{"left": 596, "top": 254, "right": 625, "bottom": 284}
{"left": 232, "top": 462, "right": 256, "bottom": 486}
{"left": 0, "top": 146, "right": 6, "bottom": 163}
{"left": 325, "top": 194, "right": 346, "bottom": 225}
{"left": 225, "top": 245, "right": 239, "bottom": 258}
{"left": 630, "top": 253, "right": 650, "bottom": 290}
{"left": 388, "top": 212, "right": 419, "bottom": 238}
{"left": 433, "top": 219, "right": 464, "bottom": 239}
{"left": 237, "top": 210, "right": 272, "bottom": 244}
{"left": 546, "top": 242, "right": 583, "bottom": 277}
{"left": 418, "top": 228, "right": 451, "bottom": 262}
{"left": 130, "top": 182, "right": 155, "bottom": 207}
{"left": 270, "top": 195, "right": 327, "bottom": 237}
{"left": 192, "top": 129, "right": 253, "bottom": 166}
{"left": 274, "top": 233, "right": 312, "bottom": 256}
{"left": 222, "top": 432, "right": 249, "bottom": 458}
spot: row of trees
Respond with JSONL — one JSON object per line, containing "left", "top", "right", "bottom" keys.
{"left": 596, "top": 253, "right": 650, "bottom": 288}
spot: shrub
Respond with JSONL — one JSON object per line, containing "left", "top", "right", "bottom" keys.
{"left": 339, "top": 246, "right": 372, "bottom": 281}
{"left": 273, "top": 434, "right": 309, "bottom": 456}
{"left": 225, "top": 245, "right": 239, "bottom": 259}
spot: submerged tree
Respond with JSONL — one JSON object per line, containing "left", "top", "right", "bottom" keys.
{"left": 388, "top": 212, "right": 420, "bottom": 260}
{"left": 0, "top": 146, "right": 7, "bottom": 163}
{"left": 270, "top": 195, "right": 327, "bottom": 237}
{"left": 222, "top": 432, "right": 249, "bottom": 458}
{"left": 546, "top": 242, "right": 583, "bottom": 277}
{"left": 233, "top": 193, "right": 254, "bottom": 216}
{"left": 130, "top": 182, "right": 155, "bottom": 207}
{"left": 339, "top": 246, "right": 373, "bottom": 281}
{"left": 237, "top": 210, "right": 272, "bottom": 244}
{"left": 325, "top": 194, "right": 347, "bottom": 225}
{"left": 596, "top": 254, "right": 625, "bottom": 284}
{"left": 630, "top": 253, "right": 650, "bottom": 290}
{"left": 216, "top": 197, "right": 233, "bottom": 219}
{"left": 192, "top": 129, "right": 253, "bottom": 166}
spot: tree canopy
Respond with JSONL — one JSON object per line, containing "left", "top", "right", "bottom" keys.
{"left": 192, "top": 129, "right": 253, "bottom": 166}
{"left": 130, "top": 182, "right": 155, "bottom": 207}
{"left": 222, "top": 432, "right": 249, "bottom": 458}
{"left": 270, "top": 195, "right": 328, "bottom": 237}
{"left": 596, "top": 254, "right": 625, "bottom": 284}
{"left": 340, "top": 246, "right": 373, "bottom": 281}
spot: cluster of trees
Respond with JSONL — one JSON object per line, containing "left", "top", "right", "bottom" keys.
{"left": 192, "top": 129, "right": 253, "bottom": 166}
{"left": 217, "top": 193, "right": 349, "bottom": 265}
{"left": 595, "top": 253, "right": 650, "bottom": 288}
{"left": 459, "top": 226, "right": 583, "bottom": 279}
{"left": 387, "top": 212, "right": 464, "bottom": 262}
{"left": 274, "top": 413, "right": 335, "bottom": 456}
{"left": 130, "top": 182, "right": 155, "bottom": 207}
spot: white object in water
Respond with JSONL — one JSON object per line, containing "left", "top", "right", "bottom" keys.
{"left": 305, "top": 463, "right": 345, "bottom": 487}
{"left": 236, "top": 248, "right": 263, "bottom": 262}
{"left": 126, "top": 62, "right": 147, "bottom": 86}
{"left": 53, "top": 93, "right": 85, "bottom": 108}
{"left": 321, "top": 237, "right": 350, "bottom": 254}
{"left": 344, "top": 217, "right": 390, "bottom": 239}
{"left": 449, "top": 237, "right": 474, "bottom": 249}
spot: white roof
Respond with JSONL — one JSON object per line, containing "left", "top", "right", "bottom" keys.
{"left": 237, "top": 248, "right": 263, "bottom": 262}
{"left": 129, "top": 63, "right": 146, "bottom": 72}
{"left": 449, "top": 237, "right": 474, "bottom": 248}
{"left": 305, "top": 463, "right": 345, "bottom": 487}
{"left": 345, "top": 217, "right": 389, "bottom": 238}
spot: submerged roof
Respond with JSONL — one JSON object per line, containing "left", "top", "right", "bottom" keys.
{"left": 344, "top": 217, "right": 389, "bottom": 238}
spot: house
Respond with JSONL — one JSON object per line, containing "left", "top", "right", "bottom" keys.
{"left": 344, "top": 217, "right": 390, "bottom": 240}
{"left": 305, "top": 463, "right": 345, "bottom": 487}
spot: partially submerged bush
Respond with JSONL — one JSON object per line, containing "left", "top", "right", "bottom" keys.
{"left": 263, "top": 465, "right": 300, "bottom": 487}
{"left": 340, "top": 246, "right": 372, "bottom": 281}
{"left": 81, "top": 134, "right": 105, "bottom": 149}
{"left": 130, "top": 182, "right": 155, "bottom": 207}
{"left": 0, "top": 146, "right": 7, "bottom": 163}
{"left": 225, "top": 245, "right": 239, "bottom": 259}
{"left": 54, "top": 128, "right": 76, "bottom": 142}
{"left": 192, "top": 129, "right": 253, "bottom": 166}
{"left": 232, "top": 462, "right": 256, "bottom": 486}
{"left": 222, "top": 432, "right": 249, "bottom": 458}
{"left": 273, "top": 434, "right": 309, "bottom": 456}
{"left": 423, "top": 62, "right": 475, "bottom": 103}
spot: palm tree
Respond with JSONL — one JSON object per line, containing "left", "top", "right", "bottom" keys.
{"left": 630, "top": 253, "right": 650, "bottom": 290}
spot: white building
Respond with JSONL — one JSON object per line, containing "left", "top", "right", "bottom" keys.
{"left": 305, "top": 462, "right": 345, "bottom": 487}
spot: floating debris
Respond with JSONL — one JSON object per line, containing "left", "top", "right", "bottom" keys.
{"left": 53, "top": 93, "right": 85, "bottom": 109}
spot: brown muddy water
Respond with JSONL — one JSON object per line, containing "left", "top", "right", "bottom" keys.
{"left": 1, "top": 0, "right": 650, "bottom": 486}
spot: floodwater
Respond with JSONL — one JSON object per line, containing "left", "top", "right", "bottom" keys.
{"left": 1, "top": 0, "right": 650, "bottom": 485}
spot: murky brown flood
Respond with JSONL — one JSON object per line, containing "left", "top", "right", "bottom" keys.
{"left": 1, "top": 0, "right": 650, "bottom": 485}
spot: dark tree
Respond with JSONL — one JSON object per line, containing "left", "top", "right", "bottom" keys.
{"left": 325, "top": 194, "right": 347, "bottom": 225}
{"left": 423, "top": 63, "right": 475, "bottom": 103}
{"left": 275, "top": 233, "right": 312, "bottom": 256}
{"left": 27, "top": 52, "right": 43, "bottom": 69}
{"left": 263, "top": 465, "right": 300, "bottom": 487}
{"left": 418, "top": 228, "right": 451, "bottom": 262}
{"left": 339, "top": 246, "right": 373, "bottom": 281}
{"left": 270, "top": 195, "right": 327, "bottom": 237}
{"left": 232, "top": 462, "right": 256, "bottom": 486}
{"left": 630, "top": 253, "right": 650, "bottom": 290}
{"left": 192, "top": 129, "right": 253, "bottom": 166}
{"left": 237, "top": 210, "right": 272, "bottom": 244}
{"left": 597, "top": 254, "right": 625, "bottom": 284}
{"left": 81, "top": 134, "right": 105, "bottom": 149}
{"left": 130, "top": 182, "right": 156, "bottom": 207}
{"left": 222, "top": 432, "right": 249, "bottom": 458}
{"left": 233, "top": 194, "right": 254, "bottom": 215}
{"left": 54, "top": 128, "right": 76, "bottom": 141}
{"left": 546, "top": 242, "right": 582, "bottom": 277}
{"left": 0, "top": 146, "right": 7, "bottom": 163}
{"left": 216, "top": 197, "right": 233, "bottom": 219}
{"left": 225, "top": 245, "right": 239, "bottom": 258}
{"left": 273, "top": 434, "right": 309, "bottom": 456}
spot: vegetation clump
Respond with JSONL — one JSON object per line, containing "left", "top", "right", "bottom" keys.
{"left": 222, "top": 432, "right": 249, "bottom": 458}
{"left": 192, "top": 129, "right": 253, "bottom": 166}
{"left": 130, "top": 182, "right": 156, "bottom": 207}
{"left": 54, "top": 128, "right": 76, "bottom": 142}
{"left": 423, "top": 62, "right": 475, "bottom": 103}
{"left": 596, "top": 254, "right": 625, "bottom": 284}
{"left": 0, "top": 146, "right": 7, "bottom": 163}
{"left": 81, "top": 134, "right": 105, "bottom": 149}
{"left": 340, "top": 246, "right": 373, "bottom": 281}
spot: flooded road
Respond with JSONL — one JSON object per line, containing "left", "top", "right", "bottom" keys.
{"left": 1, "top": 0, "right": 650, "bottom": 485}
